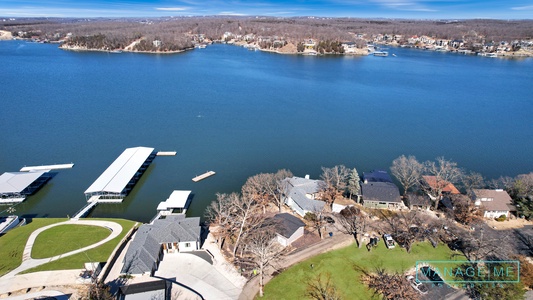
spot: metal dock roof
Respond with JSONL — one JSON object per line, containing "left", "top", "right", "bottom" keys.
{"left": 84, "top": 147, "right": 155, "bottom": 194}
{"left": 0, "top": 171, "right": 49, "bottom": 194}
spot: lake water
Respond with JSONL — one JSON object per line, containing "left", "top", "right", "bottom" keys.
{"left": 1, "top": 41, "right": 532, "bottom": 222}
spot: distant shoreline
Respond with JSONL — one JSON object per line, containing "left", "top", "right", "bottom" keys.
{"left": 58, "top": 44, "right": 193, "bottom": 54}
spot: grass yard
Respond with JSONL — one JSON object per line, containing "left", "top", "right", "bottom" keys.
{"left": 0, "top": 218, "right": 65, "bottom": 276}
{"left": 261, "top": 241, "right": 464, "bottom": 300}
{"left": 31, "top": 224, "right": 112, "bottom": 259}
{"left": 0, "top": 218, "right": 136, "bottom": 276}
{"left": 21, "top": 218, "right": 137, "bottom": 274}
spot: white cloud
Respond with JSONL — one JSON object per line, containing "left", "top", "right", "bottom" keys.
{"left": 218, "top": 11, "right": 247, "bottom": 16}
{"left": 155, "top": 7, "right": 188, "bottom": 11}
{"left": 511, "top": 5, "right": 533, "bottom": 10}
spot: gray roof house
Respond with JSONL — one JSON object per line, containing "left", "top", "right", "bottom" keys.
{"left": 272, "top": 213, "right": 306, "bottom": 247}
{"left": 361, "top": 170, "right": 402, "bottom": 209}
{"left": 282, "top": 176, "right": 326, "bottom": 217}
{"left": 472, "top": 189, "right": 516, "bottom": 219}
{"left": 121, "top": 214, "right": 201, "bottom": 275}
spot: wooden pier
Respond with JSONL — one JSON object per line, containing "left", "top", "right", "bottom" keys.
{"left": 20, "top": 163, "right": 74, "bottom": 172}
{"left": 192, "top": 171, "right": 216, "bottom": 182}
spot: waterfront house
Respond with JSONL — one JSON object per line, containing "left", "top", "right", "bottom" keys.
{"left": 471, "top": 189, "right": 516, "bottom": 219}
{"left": 272, "top": 213, "right": 305, "bottom": 247}
{"left": 421, "top": 175, "right": 460, "bottom": 200}
{"left": 360, "top": 170, "right": 402, "bottom": 209}
{"left": 282, "top": 176, "right": 326, "bottom": 217}
{"left": 121, "top": 214, "right": 201, "bottom": 276}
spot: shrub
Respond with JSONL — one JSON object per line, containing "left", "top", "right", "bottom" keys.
{"left": 495, "top": 214, "right": 507, "bottom": 222}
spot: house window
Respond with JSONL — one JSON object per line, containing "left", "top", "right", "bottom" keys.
{"left": 185, "top": 242, "right": 191, "bottom": 248}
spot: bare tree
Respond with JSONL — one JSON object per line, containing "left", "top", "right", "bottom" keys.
{"left": 390, "top": 155, "right": 423, "bottom": 196}
{"left": 305, "top": 272, "right": 342, "bottom": 300}
{"left": 271, "top": 169, "right": 293, "bottom": 212}
{"left": 231, "top": 193, "right": 260, "bottom": 259}
{"left": 205, "top": 193, "right": 236, "bottom": 249}
{"left": 423, "top": 157, "right": 463, "bottom": 210}
{"left": 304, "top": 205, "right": 328, "bottom": 240}
{"left": 320, "top": 165, "right": 350, "bottom": 206}
{"left": 336, "top": 206, "right": 368, "bottom": 248}
{"left": 242, "top": 173, "right": 273, "bottom": 214}
{"left": 461, "top": 226, "right": 508, "bottom": 262}
{"left": 461, "top": 171, "right": 485, "bottom": 195}
{"left": 241, "top": 169, "right": 293, "bottom": 213}
{"left": 245, "top": 223, "right": 285, "bottom": 297}
{"left": 357, "top": 266, "right": 420, "bottom": 300}
{"left": 448, "top": 194, "right": 482, "bottom": 226}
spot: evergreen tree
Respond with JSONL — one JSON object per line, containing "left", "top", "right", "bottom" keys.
{"left": 347, "top": 168, "right": 360, "bottom": 201}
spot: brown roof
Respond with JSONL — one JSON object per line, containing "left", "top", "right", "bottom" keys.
{"left": 422, "top": 176, "right": 460, "bottom": 194}
{"left": 473, "top": 189, "right": 516, "bottom": 212}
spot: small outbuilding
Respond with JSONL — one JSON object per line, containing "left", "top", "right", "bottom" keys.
{"left": 272, "top": 213, "right": 305, "bottom": 247}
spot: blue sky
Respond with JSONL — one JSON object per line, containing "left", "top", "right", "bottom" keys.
{"left": 0, "top": 0, "right": 532, "bottom": 19}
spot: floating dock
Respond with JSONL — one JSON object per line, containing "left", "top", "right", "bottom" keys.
{"left": 192, "top": 171, "right": 216, "bottom": 182}
{"left": 20, "top": 163, "right": 74, "bottom": 172}
{"left": 156, "top": 151, "right": 177, "bottom": 156}
{"left": 157, "top": 190, "right": 192, "bottom": 215}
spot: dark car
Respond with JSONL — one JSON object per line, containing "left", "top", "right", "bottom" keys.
{"left": 323, "top": 216, "right": 335, "bottom": 224}
{"left": 420, "top": 266, "right": 444, "bottom": 286}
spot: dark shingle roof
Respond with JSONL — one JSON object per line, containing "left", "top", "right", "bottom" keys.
{"left": 121, "top": 215, "right": 200, "bottom": 274}
{"left": 361, "top": 181, "right": 401, "bottom": 203}
{"left": 273, "top": 213, "right": 305, "bottom": 238}
{"left": 362, "top": 170, "right": 393, "bottom": 183}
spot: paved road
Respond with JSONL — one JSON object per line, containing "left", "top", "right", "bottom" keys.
{"left": 0, "top": 219, "right": 123, "bottom": 295}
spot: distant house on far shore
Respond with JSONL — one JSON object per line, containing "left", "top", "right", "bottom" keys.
{"left": 360, "top": 170, "right": 402, "bottom": 209}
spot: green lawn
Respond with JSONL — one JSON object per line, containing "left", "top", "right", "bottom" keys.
{"left": 0, "top": 218, "right": 137, "bottom": 276}
{"left": 22, "top": 218, "right": 136, "bottom": 274}
{"left": 261, "top": 241, "right": 464, "bottom": 300}
{"left": 31, "top": 224, "right": 112, "bottom": 259}
{"left": 0, "top": 218, "right": 65, "bottom": 276}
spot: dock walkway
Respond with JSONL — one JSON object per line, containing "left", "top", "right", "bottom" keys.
{"left": 20, "top": 163, "right": 74, "bottom": 172}
{"left": 192, "top": 171, "right": 216, "bottom": 182}
{"left": 72, "top": 200, "right": 98, "bottom": 220}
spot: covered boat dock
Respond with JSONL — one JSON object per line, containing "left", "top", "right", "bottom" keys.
{"left": 0, "top": 171, "right": 52, "bottom": 204}
{"left": 157, "top": 190, "right": 192, "bottom": 215}
{"left": 84, "top": 146, "right": 155, "bottom": 202}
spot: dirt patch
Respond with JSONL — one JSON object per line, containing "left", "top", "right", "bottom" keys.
{"left": 485, "top": 218, "right": 533, "bottom": 230}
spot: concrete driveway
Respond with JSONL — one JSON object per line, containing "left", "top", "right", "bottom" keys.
{"left": 155, "top": 251, "right": 244, "bottom": 300}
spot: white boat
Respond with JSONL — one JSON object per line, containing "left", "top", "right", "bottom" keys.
{"left": 0, "top": 215, "right": 25, "bottom": 234}
{"left": 373, "top": 51, "right": 389, "bottom": 57}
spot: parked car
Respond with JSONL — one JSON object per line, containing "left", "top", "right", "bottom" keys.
{"left": 323, "top": 216, "right": 335, "bottom": 224}
{"left": 420, "top": 266, "right": 444, "bottom": 285}
{"left": 406, "top": 275, "right": 429, "bottom": 294}
{"left": 383, "top": 234, "right": 395, "bottom": 248}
